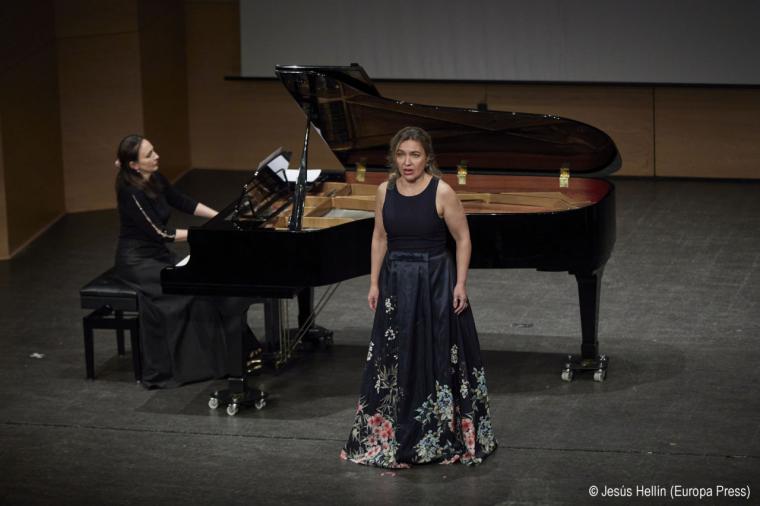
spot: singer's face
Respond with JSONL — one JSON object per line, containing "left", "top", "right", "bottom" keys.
{"left": 395, "top": 140, "right": 427, "bottom": 183}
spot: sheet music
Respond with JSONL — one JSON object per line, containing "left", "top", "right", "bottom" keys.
{"left": 279, "top": 168, "right": 322, "bottom": 183}
{"left": 258, "top": 146, "right": 321, "bottom": 182}
{"left": 267, "top": 153, "right": 290, "bottom": 174}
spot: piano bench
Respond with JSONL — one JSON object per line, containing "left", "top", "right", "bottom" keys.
{"left": 80, "top": 268, "right": 141, "bottom": 383}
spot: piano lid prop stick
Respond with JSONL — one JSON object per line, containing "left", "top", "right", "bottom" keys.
{"left": 288, "top": 115, "right": 311, "bottom": 231}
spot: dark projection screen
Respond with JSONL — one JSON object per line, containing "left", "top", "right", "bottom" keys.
{"left": 240, "top": 0, "right": 760, "bottom": 84}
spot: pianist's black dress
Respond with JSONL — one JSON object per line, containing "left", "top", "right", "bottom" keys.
{"left": 115, "top": 173, "right": 229, "bottom": 388}
{"left": 341, "top": 177, "right": 497, "bottom": 467}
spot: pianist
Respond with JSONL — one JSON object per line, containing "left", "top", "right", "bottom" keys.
{"left": 113, "top": 134, "right": 257, "bottom": 388}
{"left": 341, "top": 127, "right": 497, "bottom": 467}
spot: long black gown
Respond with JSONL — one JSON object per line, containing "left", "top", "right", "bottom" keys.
{"left": 341, "top": 177, "right": 497, "bottom": 467}
{"left": 115, "top": 173, "right": 249, "bottom": 389}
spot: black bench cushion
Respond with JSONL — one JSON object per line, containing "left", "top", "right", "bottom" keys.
{"left": 80, "top": 267, "right": 139, "bottom": 312}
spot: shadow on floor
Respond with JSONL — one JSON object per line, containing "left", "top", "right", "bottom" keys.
{"left": 124, "top": 338, "right": 685, "bottom": 418}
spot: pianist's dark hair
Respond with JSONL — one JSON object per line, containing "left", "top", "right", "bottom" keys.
{"left": 115, "top": 134, "right": 162, "bottom": 199}
{"left": 387, "top": 126, "right": 441, "bottom": 188}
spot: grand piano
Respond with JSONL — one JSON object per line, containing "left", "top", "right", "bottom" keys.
{"left": 162, "top": 64, "right": 620, "bottom": 413}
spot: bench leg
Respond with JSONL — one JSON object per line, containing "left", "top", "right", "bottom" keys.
{"left": 83, "top": 305, "right": 140, "bottom": 382}
{"left": 115, "top": 310, "right": 126, "bottom": 355}
{"left": 129, "top": 320, "right": 142, "bottom": 383}
{"left": 83, "top": 317, "right": 95, "bottom": 379}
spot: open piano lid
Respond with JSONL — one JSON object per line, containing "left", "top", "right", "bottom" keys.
{"left": 275, "top": 64, "right": 621, "bottom": 177}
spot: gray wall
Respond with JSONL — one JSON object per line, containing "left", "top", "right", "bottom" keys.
{"left": 240, "top": 0, "right": 760, "bottom": 84}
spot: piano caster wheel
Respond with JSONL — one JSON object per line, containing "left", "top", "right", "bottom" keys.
{"left": 208, "top": 396, "right": 220, "bottom": 410}
{"left": 255, "top": 398, "right": 266, "bottom": 410}
{"left": 226, "top": 403, "right": 239, "bottom": 416}
{"left": 562, "top": 354, "right": 608, "bottom": 382}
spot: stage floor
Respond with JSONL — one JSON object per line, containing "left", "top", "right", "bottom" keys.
{"left": 1, "top": 171, "right": 758, "bottom": 505}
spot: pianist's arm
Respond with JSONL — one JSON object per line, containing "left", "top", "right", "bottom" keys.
{"left": 118, "top": 186, "right": 186, "bottom": 243}
{"left": 157, "top": 174, "right": 218, "bottom": 239}
{"left": 159, "top": 173, "right": 219, "bottom": 221}
{"left": 192, "top": 203, "right": 218, "bottom": 219}
{"left": 368, "top": 182, "right": 389, "bottom": 311}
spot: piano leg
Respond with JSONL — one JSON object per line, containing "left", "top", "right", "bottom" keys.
{"left": 297, "top": 287, "right": 333, "bottom": 347}
{"left": 263, "top": 299, "right": 284, "bottom": 353}
{"left": 576, "top": 269, "right": 601, "bottom": 360}
{"left": 208, "top": 298, "right": 267, "bottom": 415}
{"left": 562, "top": 269, "right": 609, "bottom": 382}
{"left": 297, "top": 288, "right": 313, "bottom": 330}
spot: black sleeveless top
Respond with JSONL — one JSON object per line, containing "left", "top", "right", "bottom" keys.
{"left": 383, "top": 177, "right": 447, "bottom": 253}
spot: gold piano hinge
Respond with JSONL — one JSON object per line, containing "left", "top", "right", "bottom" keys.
{"left": 356, "top": 159, "right": 366, "bottom": 182}
{"left": 559, "top": 165, "right": 570, "bottom": 188}
{"left": 457, "top": 161, "right": 468, "bottom": 185}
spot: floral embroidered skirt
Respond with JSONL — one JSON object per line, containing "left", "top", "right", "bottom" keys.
{"left": 341, "top": 249, "right": 497, "bottom": 468}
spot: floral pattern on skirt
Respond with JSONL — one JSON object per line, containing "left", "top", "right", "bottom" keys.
{"left": 341, "top": 250, "right": 497, "bottom": 468}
